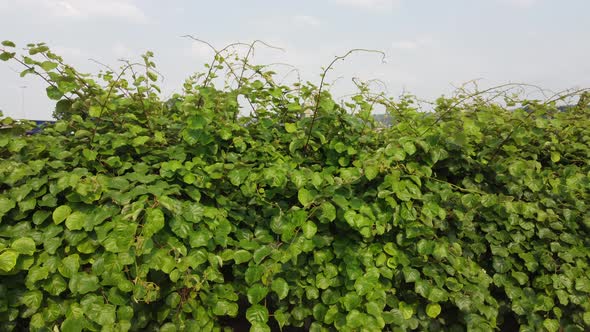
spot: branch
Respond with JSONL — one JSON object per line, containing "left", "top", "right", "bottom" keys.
{"left": 303, "top": 48, "right": 386, "bottom": 153}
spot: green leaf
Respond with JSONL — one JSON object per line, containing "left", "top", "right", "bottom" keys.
{"left": 417, "top": 239, "right": 435, "bottom": 256}
{"left": 432, "top": 242, "right": 448, "bottom": 260}
{"left": 366, "top": 301, "right": 382, "bottom": 319}
{"left": 511, "top": 271, "right": 529, "bottom": 285}
{"left": 402, "top": 267, "right": 420, "bottom": 283}
{"left": 44, "top": 274, "right": 67, "bottom": 296}
{"left": 305, "top": 287, "right": 319, "bottom": 301}
{"left": 69, "top": 272, "right": 100, "bottom": 294}
{"left": 53, "top": 205, "right": 72, "bottom": 224}
{"left": 285, "top": 122, "right": 297, "bottom": 133}
{"left": 542, "top": 318, "right": 559, "bottom": 332}
{"left": 550, "top": 151, "right": 560, "bottom": 163}
{"left": 189, "top": 230, "right": 210, "bottom": 248}
{"left": 0, "top": 196, "right": 16, "bottom": 215}
{"left": 46, "top": 86, "right": 64, "bottom": 100}
{"left": 399, "top": 302, "right": 414, "bottom": 320}
{"left": 426, "top": 303, "right": 441, "bottom": 318}
{"left": 481, "top": 194, "right": 497, "bottom": 207}
{"left": 364, "top": 164, "right": 379, "bottom": 180}
{"left": 445, "top": 277, "right": 463, "bottom": 292}
{"left": 182, "top": 173, "right": 196, "bottom": 184}
{"left": 402, "top": 141, "right": 417, "bottom": 155}
{"left": 143, "top": 208, "right": 165, "bottom": 238}
{"left": 302, "top": 220, "right": 317, "bottom": 239}
{"left": 252, "top": 246, "right": 272, "bottom": 264}
{"left": 228, "top": 168, "right": 249, "bottom": 186}
{"left": 319, "top": 97, "right": 335, "bottom": 111}
{"left": 250, "top": 323, "right": 271, "bottom": 332}
{"left": 340, "top": 167, "right": 360, "bottom": 182}
{"left": 271, "top": 278, "right": 289, "bottom": 300}
{"left": 213, "top": 300, "right": 239, "bottom": 317}
{"left": 20, "top": 67, "right": 35, "bottom": 77}
{"left": 159, "top": 323, "right": 176, "bottom": 332}
{"left": 291, "top": 171, "right": 306, "bottom": 188}
{"left": 384, "top": 143, "right": 406, "bottom": 161}
{"left": 1, "top": 40, "right": 16, "bottom": 47}
{"left": 311, "top": 172, "right": 323, "bottom": 188}
{"left": 354, "top": 272, "right": 378, "bottom": 296}
{"left": 289, "top": 139, "right": 304, "bottom": 153}
{"left": 245, "top": 265, "right": 265, "bottom": 285}
{"left": 29, "top": 45, "right": 49, "bottom": 55}
{"left": 65, "top": 211, "right": 86, "bottom": 231}
{"left": 146, "top": 71, "right": 158, "bottom": 81}
{"left": 89, "top": 105, "right": 102, "bottom": 117}
{"left": 85, "top": 302, "right": 116, "bottom": 326}
{"left": 58, "top": 254, "right": 80, "bottom": 278}
{"left": 40, "top": 61, "right": 58, "bottom": 71}
{"left": 323, "top": 305, "right": 339, "bottom": 323}
{"left": 103, "top": 221, "right": 137, "bottom": 253}
{"left": 274, "top": 309, "right": 290, "bottom": 329}
{"left": 319, "top": 202, "right": 336, "bottom": 223}
{"left": 341, "top": 292, "right": 361, "bottom": 311}
{"left": 247, "top": 284, "right": 269, "bottom": 304}
{"left": 415, "top": 279, "right": 431, "bottom": 298}
{"left": 316, "top": 273, "right": 331, "bottom": 289}
{"left": 11, "top": 237, "right": 36, "bottom": 255}
{"left": 246, "top": 304, "right": 269, "bottom": 324}
{"left": 574, "top": 277, "right": 590, "bottom": 293}
{"left": 26, "top": 266, "right": 49, "bottom": 287}
{"left": 0, "top": 249, "right": 19, "bottom": 272}
{"left": 346, "top": 310, "right": 365, "bottom": 328}
{"left": 334, "top": 141, "right": 347, "bottom": 153}
{"left": 132, "top": 136, "right": 150, "bottom": 146}
{"left": 234, "top": 250, "right": 252, "bottom": 264}
{"left": 0, "top": 51, "right": 15, "bottom": 61}
{"left": 298, "top": 188, "right": 315, "bottom": 207}
{"left": 493, "top": 256, "right": 511, "bottom": 274}
{"left": 82, "top": 149, "right": 97, "bottom": 161}
{"left": 61, "top": 318, "right": 84, "bottom": 332}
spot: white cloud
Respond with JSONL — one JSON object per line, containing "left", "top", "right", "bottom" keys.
{"left": 391, "top": 36, "right": 437, "bottom": 51}
{"left": 500, "top": 0, "right": 536, "bottom": 8}
{"left": 189, "top": 42, "right": 215, "bottom": 60}
{"left": 112, "top": 43, "right": 136, "bottom": 58}
{"left": 12, "top": 0, "right": 148, "bottom": 22}
{"left": 292, "top": 15, "right": 321, "bottom": 27}
{"left": 53, "top": 46, "right": 85, "bottom": 58}
{"left": 247, "top": 15, "right": 321, "bottom": 30}
{"left": 391, "top": 41, "right": 419, "bottom": 50}
{"left": 333, "top": 0, "right": 401, "bottom": 11}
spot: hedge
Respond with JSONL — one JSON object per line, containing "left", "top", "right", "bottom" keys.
{"left": 0, "top": 41, "right": 589, "bottom": 331}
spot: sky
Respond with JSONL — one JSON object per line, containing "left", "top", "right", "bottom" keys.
{"left": 0, "top": 0, "right": 589, "bottom": 120}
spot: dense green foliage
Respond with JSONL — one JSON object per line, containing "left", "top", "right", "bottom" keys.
{"left": 1, "top": 41, "right": 589, "bottom": 332}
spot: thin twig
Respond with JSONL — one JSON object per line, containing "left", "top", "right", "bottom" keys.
{"left": 303, "top": 48, "right": 386, "bottom": 153}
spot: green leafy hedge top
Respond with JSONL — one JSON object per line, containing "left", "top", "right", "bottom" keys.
{"left": 0, "top": 41, "right": 589, "bottom": 332}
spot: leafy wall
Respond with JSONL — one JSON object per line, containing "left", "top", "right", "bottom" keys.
{"left": 1, "top": 41, "right": 589, "bottom": 331}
